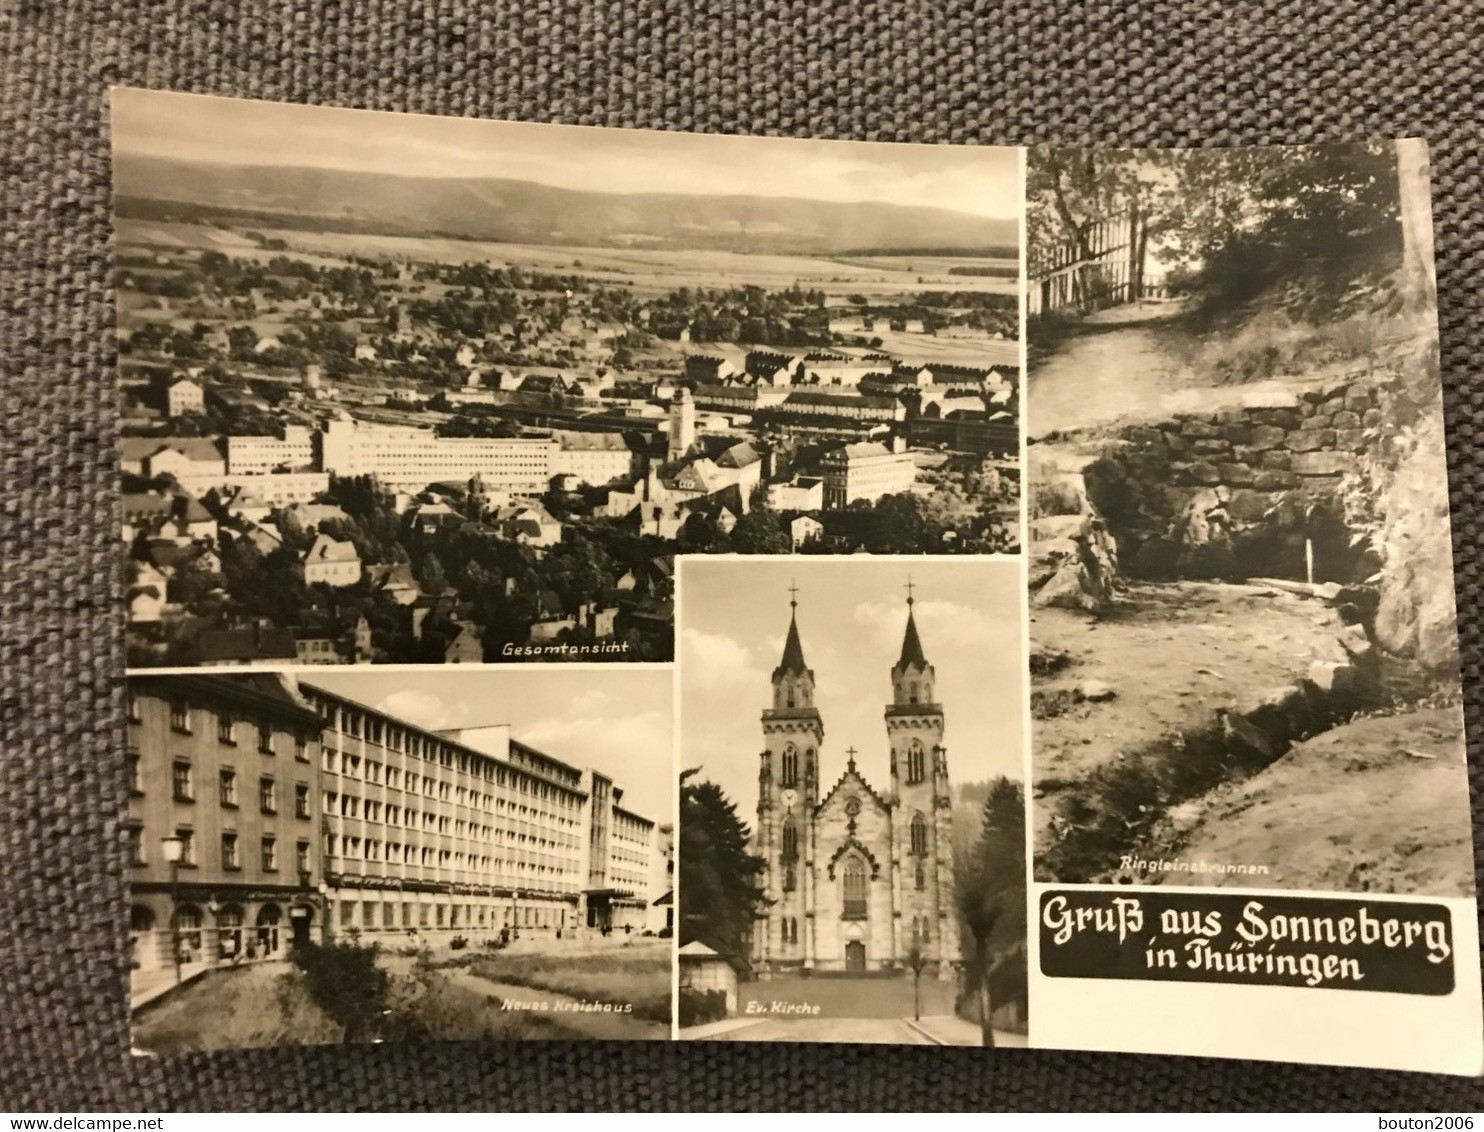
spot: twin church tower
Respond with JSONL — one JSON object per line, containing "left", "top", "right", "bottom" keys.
{"left": 753, "top": 585, "right": 959, "bottom": 979}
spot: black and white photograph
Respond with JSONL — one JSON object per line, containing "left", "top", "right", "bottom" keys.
{"left": 126, "top": 666, "right": 674, "bottom": 1053}
{"left": 676, "top": 558, "right": 1027, "bottom": 1046}
{"left": 1024, "top": 141, "right": 1474, "bottom": 896}
{"left": 112, "top": 88, "right": 1023, "bottom": 670}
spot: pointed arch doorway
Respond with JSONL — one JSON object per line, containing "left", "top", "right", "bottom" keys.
{"left": 845, "top": 939, "right": 866, "bottom": 972}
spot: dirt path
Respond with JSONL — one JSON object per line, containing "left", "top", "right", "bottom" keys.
{"left": 1029, "top": 304, "right": 1194, "bottom": 437}
{"left": 1146, "top": 704, "right": 1475, "bottom": 896}
{"left": 445, "top": 965, "right": 668, "bottom": 1041}
{"left": 1032, "top": 580, "right": 1348, "bottom": 789}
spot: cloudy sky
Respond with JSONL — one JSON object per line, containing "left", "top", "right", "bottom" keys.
{"left": 110, "top": 88, "right": 1021, "bottom": 219}
{"left": 679, "top": 558, "right": 1024, "bottom": 825}
{"left": 301, "top": 667, "right": 672, "bottom": 826}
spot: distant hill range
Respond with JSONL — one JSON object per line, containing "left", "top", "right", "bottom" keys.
{"left": 113, "top": 154, "right": 1018, "bottom": 256}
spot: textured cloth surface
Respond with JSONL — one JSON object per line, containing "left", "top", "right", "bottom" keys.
{"left": 4, "top": 0, "right": 1484, "bottom": 1112}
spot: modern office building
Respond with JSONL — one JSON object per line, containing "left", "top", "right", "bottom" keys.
{"left": 303, "top": 685, "right": 661, "bottom": 942}
{"left": 319, "top": 418, "right": 555, "bottom": 494}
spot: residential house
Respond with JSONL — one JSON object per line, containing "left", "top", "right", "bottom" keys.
{"left": 744, "top": 350, "right": 798, "bottom": 387}
{"left": 281, "top": 502, "right": 350, "bottom": 533}
{"left": 495, "top": 503, "right": 562, "bottom": 549}
{"left": 377, "top": 561, "right": 422, "bottom": 606}
{"left": 143, "top": 439, "right": 227, "bottom": 481}
{"left": 767, "top": 476, "right": 825, "bottom": 512}
{"left": 195, "top": 624, "right": 298, "bottom": 666}
{"left": 684, "top": 355, "right": 736, "bottom": 384}
{"left": 788, "top": 514, "right": 824, "bottom": 549}
{"left": 120, "top": 493, "right": 176, "bottom": 540}
{"left": 167, "top": 378, "right": 205, "bottom": 418}
{"left": 299, "top": 535, "right": 361, "bottom": 588}
{"left": 127, "top": 562, "right": 169, "bottom": 624}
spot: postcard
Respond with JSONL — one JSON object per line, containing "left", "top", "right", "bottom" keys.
{"left": 108, "top": 88, "right": 1482, "bottom": 1075}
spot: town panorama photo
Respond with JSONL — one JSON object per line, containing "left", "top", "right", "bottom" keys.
{"left": 112, "top": 90, "right": 1023, "bottom": 668}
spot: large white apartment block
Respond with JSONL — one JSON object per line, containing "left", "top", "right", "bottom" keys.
{"left": 303, "top": 687, "right": 659, "bottom": 941}
{"left": 227, "top": 427, "right": 318, "bottom": 475}
{"left": 319, "top": 418, "right": 635, "bottom": 495}
{"left": 319, "top": 419, "right": 553, "bottom": 494}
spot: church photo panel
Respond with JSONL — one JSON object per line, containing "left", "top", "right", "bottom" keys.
{"left": 675, "top": 557, "right": 1029, "bottom": 1046}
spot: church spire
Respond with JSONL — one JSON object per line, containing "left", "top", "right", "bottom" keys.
{"left": 775, "top": 580, "right": 808, "bottom": 678}
{"left": 896, "top": 577, "right": 928, "bottom": 670}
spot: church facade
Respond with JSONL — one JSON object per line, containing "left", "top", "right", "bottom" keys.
{"left": 751, "top": 590, "right": 959, "bottom": 979}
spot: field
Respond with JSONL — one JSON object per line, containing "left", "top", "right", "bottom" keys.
{"left": 114, "top": 219, "right": 1018, "bottom": 296}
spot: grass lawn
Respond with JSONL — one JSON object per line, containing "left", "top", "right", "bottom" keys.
{"left": 133, "top": 955, "right": 594, "bottom": 1053}
{"left": 133, "top": 963, "right": 338, "bottom": 1055}
{"left": 464, "top": 938, "right": 671, "bottom": 1020}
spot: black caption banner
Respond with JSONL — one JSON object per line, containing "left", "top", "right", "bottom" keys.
{"left": 1040, "top": 890, "right": 1456, "bottom": 996}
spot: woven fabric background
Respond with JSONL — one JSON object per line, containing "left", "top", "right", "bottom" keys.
{"left": 4, "top": 0, "right": 1484, "bottom": 1111}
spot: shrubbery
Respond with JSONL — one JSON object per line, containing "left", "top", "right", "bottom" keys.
{"left": 677, "top": 988, "right": 728, "bottom": 1028}
{"left": 289, "top": 939, "right": 390, "bottom": 1043}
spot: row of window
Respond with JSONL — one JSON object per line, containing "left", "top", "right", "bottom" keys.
{"left": 323, "top": 834, "right": 579, "bottom": 884}
{"left": 149, "top": 697, "right": 309, "bottom": 761}
{"left": 128, "top": 826, "right": 309, "bottom": 875}
{"left": 158, "top": 762, "right": 310, "bottom": 818}
{"left": 777, "top": 813, "right": 930, "bottom": 859}
{"left": 782, "top": 859, "right": 929, "bottom": 894}
{"left": 780, "top": 853, "right": 931, "bottom": 907}
{"left": 774, "top": 742, "right": 931, "bottom": 790}
{"left": 323, "top": 748, "right": 584, "bottom": 820}
{"left": 320, "top": 792, "right": 584, "bottom": 852}
{"left": 333, "top": 898, "right": 569, "bottom": 932}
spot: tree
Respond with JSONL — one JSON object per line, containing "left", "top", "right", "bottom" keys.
{"left": 290, "top": 939, "right": 391, "bottom": 1044}
{"left": 906, "top": 942, "right": 927, "bottom": 1022}
{"left": 227, "top": 325, "right": 258, "bottom": 361}
{"left": 677, "top": 512, "right": 731, "bottom": 554}
{"left": 864, "top": 493, "right": 953, "bottom": 554}
{"left": 728, "top": 508, "right": 791, "bottom": 555}
{"left": 679, "top": 770, "right": 768, "bottom": 977}
{"left": 955, "top": 776, "right": 1026, "bottom": 1047}
{"left": 416, "top": 551, "right": 447, "bottom": 597}
{"left": 1029, "top": 143, "right": 1400, "bottom": 321}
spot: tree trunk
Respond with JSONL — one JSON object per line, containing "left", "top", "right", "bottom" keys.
{"left": 1044, "top": 151, "right": 1096, "bottom": 313}
{"left": 1394, "top": 139, "right": 1437, "bottom": 314}
{"left": 976, "top": 939, "right": 995, "bottom": 1048}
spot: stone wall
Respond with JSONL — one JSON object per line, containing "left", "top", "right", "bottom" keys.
{"left": 1069, "top": 373, "right": 1385, "bottom": 582}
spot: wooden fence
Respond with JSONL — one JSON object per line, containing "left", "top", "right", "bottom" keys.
{"left": 1028, "top": 204, "right": 1152, "bottom": 316}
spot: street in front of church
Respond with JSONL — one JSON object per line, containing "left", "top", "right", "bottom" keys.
{"left": 676, "top": 557, "right": 1028, "bottom": 1046}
